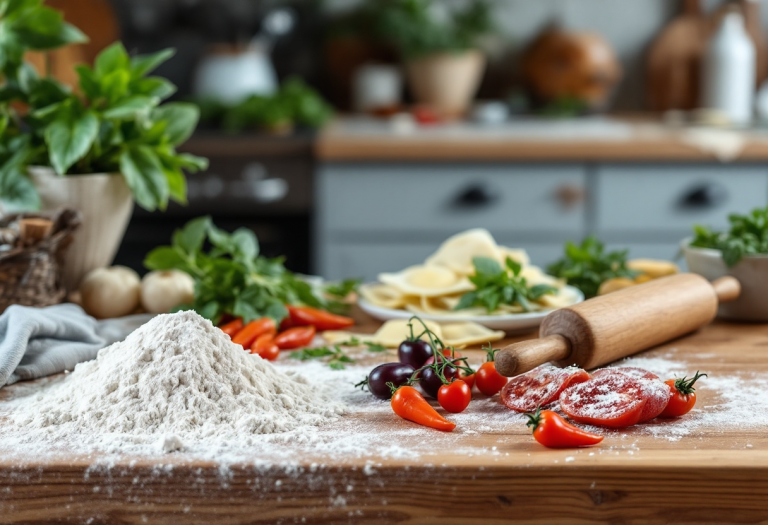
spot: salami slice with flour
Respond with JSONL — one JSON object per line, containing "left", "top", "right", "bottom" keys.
{"left": 501, "top": 365, "right": 589, "bottom": 412}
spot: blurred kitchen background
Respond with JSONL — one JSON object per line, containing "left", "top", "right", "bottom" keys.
{"left": 69, "top": 0, "right": 768, "bottom": 279}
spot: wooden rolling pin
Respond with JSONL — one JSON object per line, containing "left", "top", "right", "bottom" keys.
{"left": 495, "top": 273, "right": 741, "bottom": 377}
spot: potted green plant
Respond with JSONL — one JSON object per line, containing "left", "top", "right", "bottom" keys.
{"left": 374, "top": 0, "right": 494, "bottom": 118}
{"left": 0, "top": 0, "right": 207, "bottom": 289}
{"left": 682, "top": 207, "right": 768, "bottom": 321}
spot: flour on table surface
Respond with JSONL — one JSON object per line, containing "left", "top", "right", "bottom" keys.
{"left": 0, "top": 320, "right": 766, "bottom": 466}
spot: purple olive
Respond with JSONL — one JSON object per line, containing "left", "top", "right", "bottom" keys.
{"left": 420, "top": 365, "right": 456, "bottom": 399}
{"left": 367, "top": 362, "right": 415, "bottom": 400}
{"left": 398, "top": 340, "right": 434, "bottom": 368}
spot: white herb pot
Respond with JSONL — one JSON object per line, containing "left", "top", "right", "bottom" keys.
{"left": 682, "top": 238, "right": 768, "bottom": 321}
{"left": 404, "top": 50, "right": 486, "bottom": 118}
{"left": 29, "top": 167, "right": 133, "bottom": 291}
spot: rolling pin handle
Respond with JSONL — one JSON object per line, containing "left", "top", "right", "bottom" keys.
{"left": 495, "top": 335, "right": 572, "bottom": 378}
{"left": 712, "top": 276, "right": 740, "bottom": 303}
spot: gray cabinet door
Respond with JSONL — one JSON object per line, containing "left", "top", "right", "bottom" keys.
{"left": 318, "top": 164, "right": 587, "bottom": 235}
{"left": 595, "top": 165, "right": 768, "bottom": 234}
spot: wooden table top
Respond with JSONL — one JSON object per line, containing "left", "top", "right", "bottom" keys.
{"left": 1, "top": 319, "right": 767, "bottom": 524}
{"left": 317, "top": 117, "right": 768, "bottom": 163}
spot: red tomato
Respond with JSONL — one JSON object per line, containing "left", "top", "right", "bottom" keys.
{"left": 659, "top": 371, "right": 707, "bottom": 418}
{"left": 437, "top": 380, "right": 471, "bottom": 413}
{"left": 231, "top": 318, "right": 276, "bottom": 349}
{"left": 457, "top": 368, "right": 475, "bottom": 390}
{"left": 287, "top": 305, "right": 355, "bottom": 331}
{"left": 251, "top": 333, "right": 279, "bottom": 361}
{"left": 475, "top": 362, "right": 508, "bottom": 396}
{"left": 593, "top": 367, "right": 670, "bottom": 422}
{"left": 501, "top": 365, "right": 589, "bottom": 412}
{"left": 219, "top": 318, "right": 244, "bottom": 338}
{"left": 526, "top": 409, "right": 603, "bottom": 448}
{"left": 559, "top": 373, "right": 648, "bottom": 428}
{"left": 274, "top": 326, "right": 316, "bottom": 350}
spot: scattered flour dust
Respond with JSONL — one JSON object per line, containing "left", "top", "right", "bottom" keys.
{"left": 0, "top": 311, "right": 346, "bottom": 453}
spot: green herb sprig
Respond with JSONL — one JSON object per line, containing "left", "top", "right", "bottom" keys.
{"left": 690, "top": 207, "right": 768, "bottom": 267}
{"left": 456, "top": 256, "right": 557, "bottom": 313}
{"left": 292, "top": 346, "right": 354, "bottom": 370}
{"left": 144, "top": 216, "right": 345, "bottom": 325}
{"left": 547, "top": 236, "right": 638, "bottom": 299}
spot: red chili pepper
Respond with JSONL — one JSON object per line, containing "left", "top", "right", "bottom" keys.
{"left": 525, "top": 408, "right": 604, "bottom": 448}
{"left": 219, "top": 318, "right": 244, "bottom": 338}
{"left": 274, "top": 326, "right": 316, "bottom": 350}
{"left": 251, "top": 333, "right": 279, "bottom": 361}
{"left": 391, "top": 386, "right": 455, "bottom": 432}
{"left": 231, "top": 318, "right": 276, "bottom": 349}
{"left": 286, "top": 305, "right": 355, "bottom": 331}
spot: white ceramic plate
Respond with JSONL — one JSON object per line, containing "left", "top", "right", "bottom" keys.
{"left": 357, "top": 284, "right": 584, "bottom": 333}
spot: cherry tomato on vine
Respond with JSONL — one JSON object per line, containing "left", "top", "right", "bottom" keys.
{"left": 476, "top": 362, "right": 507, "bottom": 396}
{"left": 659, "top": 371, "right": 707, "bottom": 418}
{"left": 457, "top": 368, "right": 475, "bottom": 390}
{"left": 438, "top": 380, "right": 472, "bottom": 413}
{"left": 525, "top": 408, "right": 604, "bottom": 448}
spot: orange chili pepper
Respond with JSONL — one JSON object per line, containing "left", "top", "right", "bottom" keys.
{"left": 391, "top": 386, "right": 455, "bottom": 432}
{"left": 274, "top": 326, "right": 316, "bottom": 350}
{"left": 251, "top": 333, "right": 279, "bottom": 361}
{"left": 286, "top": 305, "right": 355, "bottom": 331}
{"left": 231, "top": 318, "right": 276, "bottom": 349}
{"left": 219, "top": 318, "right": 244, "bottom": 338}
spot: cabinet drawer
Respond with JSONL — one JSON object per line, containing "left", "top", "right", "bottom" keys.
{"left": 318, "top": 164, "right": 586, "bottom": 234}
{"left": 318, "top": 240, "right": 566, "bottom": 282}
{"left": 596, "top": 165, "right": 768, "bottom": 233}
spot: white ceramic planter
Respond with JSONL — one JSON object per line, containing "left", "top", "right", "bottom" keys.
{"left": 682, "top": 238, "right": 768, "bottom": 321}
{"left": 405, "top": 50, "right": 486, "bottom": 118}
{"left": 29, "top": 167, "right": 133, "bottom": 291}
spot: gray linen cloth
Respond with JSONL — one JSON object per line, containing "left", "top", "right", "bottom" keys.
{"left": 0, "top": 303, "right": 152, "bottom": 386}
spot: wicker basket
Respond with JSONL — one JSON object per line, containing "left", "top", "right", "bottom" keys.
{"left": 0, "top": 208, "right": 81, "bottom": 314}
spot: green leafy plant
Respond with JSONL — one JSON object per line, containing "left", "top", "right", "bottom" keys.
{"left": 0, "top": 1, "right": 207, "bottom": 212}
{"left": 144, "top": 216, "right": 348, "bottom": 325}
{"left": 372, "top": 0, "right": 494, "bottom": 60}
{"left": 197, "top": 78, "right": 333, "bottom": 134}
{"left": 456, "top": 257, "right": 557, "bottom": 313}
{"left": 690, "top": 207, "right": 768, "bottom": 267}
{"left": 547, "top": 236, "right": 638, "bottom": 299}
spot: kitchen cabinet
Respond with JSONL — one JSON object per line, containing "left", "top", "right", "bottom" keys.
{"left": 315, "top": 162, "right": 768, "bottom": 281}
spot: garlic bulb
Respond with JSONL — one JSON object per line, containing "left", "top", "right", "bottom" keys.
{"left": 80, "top": 266, "right": 141, "bottom": 319}
{"left": 141, "top": 270, "right": 195, "bottom": 314}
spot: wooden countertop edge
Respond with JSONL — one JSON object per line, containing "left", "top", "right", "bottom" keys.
{"left": 315, "top": 138, "right": 768, "bottom": 162}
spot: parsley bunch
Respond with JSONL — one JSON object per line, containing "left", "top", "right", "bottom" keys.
{"left": 456, "top": 257, "right": 557, "bottom": 313}
{"left": 546, "top": 236, "right": 637, "bottom": 299}
{"left": 144, "top": 216, "right": 352, "bottom": 325}
{"left": 690, "top": 207, "right": 768, "bottom": 267}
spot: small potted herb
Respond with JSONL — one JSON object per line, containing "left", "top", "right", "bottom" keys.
{"left": 683, "top": 207, "right": 768, "bottom": 321}
{"left": 373, "top": 0, "right": 493, "bottom": 118}
{"left": 0, "top": 1, "right": 207, "bottom": 289}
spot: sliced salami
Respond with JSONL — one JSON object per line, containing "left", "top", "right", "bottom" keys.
{"left": 593, "top": 367, "right": 671, "bottom": 422}
{"left": 559, "top": 373, "right": 648, "bottom": 428}
{"left": 501, "top": 364, "right": 589, "bottom": 412}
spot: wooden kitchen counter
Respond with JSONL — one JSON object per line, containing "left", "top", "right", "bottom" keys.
{"left": 317, "top": 117, "right": 768, "bottom": 162}
{"left": 1, "top": 321, "right": 767, "bottom": 524}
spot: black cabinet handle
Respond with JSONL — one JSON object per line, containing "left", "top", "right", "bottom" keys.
{"left": 679, "top": 182, "right": 728, "bottom": 209}
{"left": 453, "top": 182, "right": 498, "bottom": 208}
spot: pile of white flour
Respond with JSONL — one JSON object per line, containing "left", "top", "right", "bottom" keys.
{"left": 5, "top": 311, "right": 346, "bottom": 451}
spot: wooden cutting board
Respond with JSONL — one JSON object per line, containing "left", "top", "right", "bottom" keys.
{"left": 646, "top": 0, "right": 709, "bottom": 112}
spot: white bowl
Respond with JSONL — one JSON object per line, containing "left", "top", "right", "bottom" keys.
{"left": 681, "top": 237, "right": 768, "bottom": 321}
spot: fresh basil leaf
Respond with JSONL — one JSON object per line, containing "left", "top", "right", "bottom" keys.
{"left": 133, "top": 77, "right": 176, "bottom": 99}
{"left": 151, "top": 102, "right": 199, "bottom": 146}
{"left": 99, "top": 69, "right": 129, "bottom": 105}
{"left": 94, "top": 42, "right": 130, "bottom": 77}
{"left": 103, "top": 95, "right": 157, "bottom": 119}
{"left": 173, "top": 216, "right": 209, "bottom": 255}
{"left": 10, "top": 6, "right": 86, "bottom": 50}
{"left": 130, "top": 48, "right": 174, "bottom": 78}
{"left": 44, "top": 103, "right": 98, "bottom": 175}
{"left": 472, "top": 256, "right": 502, "bottom": 277}
{"left": 119, "top": 145, "right": 169, "bottom": 211}
{"left": 144, "top": 246, "right": 188, "bottom": 271}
